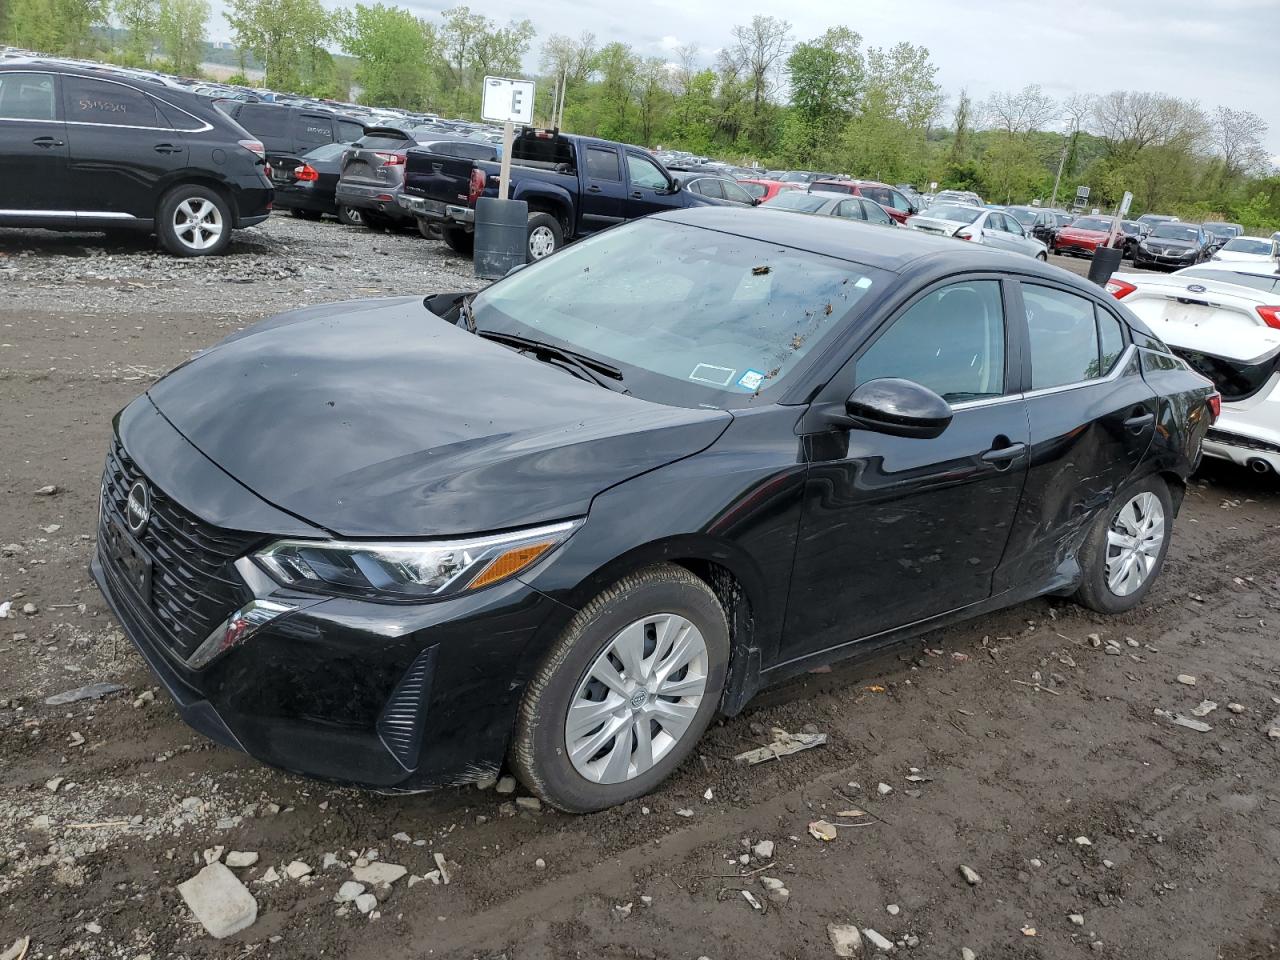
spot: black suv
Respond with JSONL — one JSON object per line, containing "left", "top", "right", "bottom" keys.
{"left": 216, "top": 101, "right": 367, "bottom": 172}
{"left": 0, "top": 61, "right": 272, "bottom": 256}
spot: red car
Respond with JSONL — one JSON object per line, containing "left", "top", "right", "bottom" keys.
{"left": 807, "top": 179, "right": 918, "bottom": 223}
{"left": 738, "top": 178, "right": 802, "bottom": 203}
{"left": 1052, "top": 216, "right": 1123, "bottom": 258}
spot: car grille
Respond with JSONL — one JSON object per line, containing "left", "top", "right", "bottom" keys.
{"left": 100, "top": 439, "right": 261, "bottom": 662}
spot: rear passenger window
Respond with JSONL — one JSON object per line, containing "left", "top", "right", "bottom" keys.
{"left": 835, "top": 200, "right": 865, "bottom": 220}
{"left": 857, "top": 280, "right": 1006, "bottom": 402}
{"left": 1024, "top": 285, "right": 1104, "bottom": 388}
{"left": 0, "top": 72, "right": 57, "bottom": 120}
{"left": 1097, "top": 308, "right": 1126, "bottom": 374}
{"left": 586, "top": 147, "right": 621, "bottom": 181}
{"left": 63, "top": 77, "right": 162, "bottom": 127}
{"left": 336, "top": 120, "right": 365, "bottom": 142}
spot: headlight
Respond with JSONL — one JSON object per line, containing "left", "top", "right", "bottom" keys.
{"left": 253, "top": 520, "right": 581, "bottom": 601}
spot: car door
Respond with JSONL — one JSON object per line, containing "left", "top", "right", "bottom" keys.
{"left": 580, "top": 145, "right": 626, "bottom": 233}
{"left": 859, "top": 198, "right": 896, "bottom": 227}
{"left": 833, "top": 199, "right": 866, "bottom": 221}
{"left": 1001, "top": 215, "right": 1036, "bottom": 256}
{"left": 783, "top": 277, "right": 1030, "bottom": 658}
{"left": 624, "top": 151, "right": 682, "bottom": 216}
{"left": 720, "top": 178, "right": 757, "bottom": 206}
{"left": 61, "top": 75, "right": 187, "bottom": 220}
{"left": 995, "top": 281, "right": 1159, "bottom": 594}
{"left": 0, "top": 70, "right": 69, "bottom": 217}
{"left": 981, "top": 212, "right": 1014, "bottom": 252}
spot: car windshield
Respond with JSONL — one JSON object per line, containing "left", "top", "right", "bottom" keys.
{"left": 1070, "top": 217, "right": 1112, "bottom": 232}
{"left": 764, "top": 192, "right": 830, "bottom": 213}
{"left": 1221, "top": 238, "right": 1272, "bottom": 255}
{"left": 469, "top": 219, "right": 885, "bottom": 406}
{"left": 1177, "top": 267, "right": 1280, "bottom": 295}
{"left": 921, "top": 205, "right": 981, "bottom": 224}
{"left": 1007, "top": 209, "right": 1037, "bottom": 226}
{"left": 1150, "top": 224, "right": 1200, "bottom": 241}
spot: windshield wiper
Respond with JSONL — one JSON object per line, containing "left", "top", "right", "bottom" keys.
{"left": 476, "top": 329, "right": 625, "bottom": 390}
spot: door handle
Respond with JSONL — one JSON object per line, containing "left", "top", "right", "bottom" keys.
{"left": 1124, "top": 411, "right": 1155, "bottom": 430}
{"left": 586, "top": 185, "right": 602, "bottom": 193}
{"left": 154, "top": 143, "right": 184, "bottom": 154}
{"left": 981, "top": 442, "right": 1027, "bottom": 466}
{"left": 32, "top": 136, "right": 64, "bottom": 148}
{"left": 631, "top": 191, "right": 643, "bottom": 199}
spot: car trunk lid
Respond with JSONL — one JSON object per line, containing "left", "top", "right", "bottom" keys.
{"left": 340, "top": 127, "right": 413, "bottom": 188}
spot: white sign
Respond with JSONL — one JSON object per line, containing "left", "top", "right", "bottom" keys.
{"left": 482, "top": 76, "right": 535, "bottom": 125}
{"left": 929, "top": 181, "right": 938, "bottom": 191}
{"left": 1118, "top": 190, "right": 1133, "bottom": 217}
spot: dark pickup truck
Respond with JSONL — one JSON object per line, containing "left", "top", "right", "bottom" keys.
{"left": 399, "top": 129, "right": 716, "bottom": 260}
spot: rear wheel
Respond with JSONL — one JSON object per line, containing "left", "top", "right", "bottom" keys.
{"left": 337, "top": 205, "right": 364, "bottom": 227}
{"left": 1074, "top": 475, "right": 1172, "bottom": 614}
{"left": 156, "top": 184, "right": 232, "bottom": 257}
{"left": 1036, "top": 251, "right": 1048, "bottom": 262}
{"left": 526, "top": 212, "right": 563, "bottom": 261}
{"left": 442, "top": 225, "right": 474, "bottom": 256}
{"left": 511, "top": 564, "right": 729, "bottom": 813}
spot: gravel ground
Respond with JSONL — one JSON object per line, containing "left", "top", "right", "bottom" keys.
{"left": 2, "top": 215, "right": 1278, "bottom": 960}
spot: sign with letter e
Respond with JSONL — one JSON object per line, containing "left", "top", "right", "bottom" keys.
{"left": 482, "top": 76, "right": 535, "bottom": 125}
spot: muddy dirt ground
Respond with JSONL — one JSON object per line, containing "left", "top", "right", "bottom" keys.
{"left": 2, "top": 217, "right": 1279, "bottom": 960}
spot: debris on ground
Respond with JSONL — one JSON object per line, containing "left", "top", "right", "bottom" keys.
{"left": 960, "top": 865, "right": 982, "bottom": 885}
{"left": 43, "top": 682, "right": 127, "bottom": 706}
{"left": 352, "top": 862, "right": 407, "bottom": 887}
{"left": 741, "top": 889, "right": 763, "bottom": 910}
{"left": 1176, "top": 674, "right": 1197, "bottom": 686}
{"left": 828, "top": 924, "right": 863, "bottom": 957}
{"left": 809, "top": 820, "right": 839, "bottom": 841}
{"left": 862, "top": 928, "right": 894, "bottom": 952}
{"left": 752, "top": 839, "right": 774, "bottom": 859}
{"left": 735, "top": 728, "right": 827, "bottom": 764}
{"left": 177, "top": 862, "right": 258, "bottom": 938}
{"left": 1155, "top": 709, "right": 1213, "bottom": 732}
{"left": 1191, "top": 700, "right": 1218, "bottom": 718}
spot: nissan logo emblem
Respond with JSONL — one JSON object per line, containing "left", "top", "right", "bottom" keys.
{"left": 125, "top": 480, "right": 151, "bottom": 535}
{"left": 1186, "top": 284, "right": 1206, "bottom": 294}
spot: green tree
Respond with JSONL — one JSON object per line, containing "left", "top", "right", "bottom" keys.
{"left": 114, "top": 0, "right": 159, "bottom": 64}
{"left": 224, "top": 0, "right": 333, "bottom": 92}
{"left": 783, "top": 26, "right": 863, "bottom": 166}
{"left": 156, "top": 0, "right": 207, "bottom": 75}
{"left": 341, "top": 3, "right": 438, "bottom": 109}
{"left": 5, "top": 0, "right": 106, "bottom": 54}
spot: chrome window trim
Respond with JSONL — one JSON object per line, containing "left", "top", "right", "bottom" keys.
{"left": 1022, "top": 343, "right": 1140, "bottom": 400}
{"left": 0, "top": 68, "right": 212, "bottom": 132}
{"left": 950, "top": 393, "right": 1023, "bottom": 411}
{"left": 0, "top": 209, "right": 136, "bottom": 219}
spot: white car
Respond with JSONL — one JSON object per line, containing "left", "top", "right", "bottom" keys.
{"left": 1211, "top": 236, "right": 1279, "bottom": 264}
{"left": 1106, "top": 261, "right": 1280, "bottom": 477}
{"left": 906, "top": 204, "right": 1048, "bottom": 260}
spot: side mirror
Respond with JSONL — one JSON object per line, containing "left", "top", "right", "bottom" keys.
{"left": 843, "top": 378, "right": 953, "bottom": 439}
{"left": 751, "top": 197, "right": 762, "bottom": 206}
{"left": 666, "top": 179, "right": 680, "bottom": 194}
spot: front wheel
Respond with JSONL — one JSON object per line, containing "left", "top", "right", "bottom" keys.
{"left": 1036, "top": 251, "right": 1048, "bottom": 262}
{"left": 1074, "top": 475, "right": 1173, "bottom": 614}
{"left": 526, "top": 212, "right": 563, "bottom": 262}
{"left": 510, "top": 564, "right": 729, "bottom": 813}
{"left": 156, "top": 185, "right": 232, "bottom": 257}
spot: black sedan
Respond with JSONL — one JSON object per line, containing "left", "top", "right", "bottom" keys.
{"left": 92, "top": 208, "right": 1216, "bottom": 813}
{"left": 1133, "top": 222, "right": 1214, "bottom": 270}
{"left": 670, "top": 172, "right": 759, "bottom": 206}
{"left": 270, "top": 142, "right": 361, "bottom": 225}
{"left": 764, "top": 189, "right": 897, "bottom": 226}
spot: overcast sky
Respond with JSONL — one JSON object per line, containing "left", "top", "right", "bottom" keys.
{"left": 210, "top": 0, "right": 1280, "bottom": 158}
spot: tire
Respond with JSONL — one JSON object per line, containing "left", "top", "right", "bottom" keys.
{"left": 442, "top": 225, "right": 474, "bottom": 256}
{"left": 510, "top": 563, "right": 730, "bottom": 813}
{"left": 526, "top": 212, "right": 563, "bottom": 262}
{"left": 1074, "top": 475, "right": 1173, "bottom": 614}
{"left": 337, "top": 205, "right": 364, "bottom": 227}
{"left": 362, "top": 211, "right": 391, "bottom": 231}
{"left": 417, "top": 218, "right": 441, "bottom": 241}
{"left": 156, "top": 184, "right": 232, "bottom": 257}
{"left": 1036, "top": 251, "right": 1048, "bottom": 262}
{"left": 290, "top": 208, "right": 323, "bottom": 221}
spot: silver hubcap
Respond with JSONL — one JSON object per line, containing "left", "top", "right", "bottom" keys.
{"left": 1105, "top": 492, "right": 1165, "bottom": 596}
{"left": 565, "top": 614, "right": 708, "bottom": 784}
{"left": 528, "top": 225, "right": 555, "bottom": 259}
{"left": 174, "top": 198, "right": 223, "bottom": 250}
{"left": 344, "top": 207, "right": 362, "bottom": 225}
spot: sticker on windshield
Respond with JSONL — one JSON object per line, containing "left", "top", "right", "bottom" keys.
{"left": 689, "top": 364, "right": 735, "bottom": 386}
{"left": 854, "top": 277, "right": 873, "bottom": 289}
{"left": 737, "top": 369, "right": 765, "bottom": 391}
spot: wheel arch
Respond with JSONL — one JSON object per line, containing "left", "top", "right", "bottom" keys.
{"left": 156, "top": 176, "right": 238, "bottom": 224}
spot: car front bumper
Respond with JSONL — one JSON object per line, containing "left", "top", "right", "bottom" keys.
{"left": 91, "top": 429, "right": 577, "bottom": 791}
{"left": 1134, "top": 249, "right": 1198, "bottom": 269}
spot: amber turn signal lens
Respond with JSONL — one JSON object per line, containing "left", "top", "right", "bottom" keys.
{"left": 467, "top": 540, "right": 557, "bottom": 590}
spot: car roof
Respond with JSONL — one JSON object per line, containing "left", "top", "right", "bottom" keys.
{"left": 812, "top": 177, "right": 890, "bottom": 189}
{"left": 655, "top": 206, "right": 1086, "bottom": 283}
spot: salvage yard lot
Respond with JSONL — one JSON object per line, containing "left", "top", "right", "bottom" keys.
{"left": 2, "top": 217, "right": 1279, "bottom": 960}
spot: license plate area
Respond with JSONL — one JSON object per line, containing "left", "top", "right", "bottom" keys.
{"left": 105, "top": 518, "right": 152, "bottom": 603}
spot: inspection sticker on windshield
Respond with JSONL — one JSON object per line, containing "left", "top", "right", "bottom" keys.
{"left": 689, "top": 364, "right": 736, "bottom": 386}
{"left": 737, "top": 369, "right": 766, "bottom": 391}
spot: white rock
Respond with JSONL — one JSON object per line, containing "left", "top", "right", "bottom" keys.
{"left": 177, "top": 863, "right": 258, "bottom": 939}
{"left": 285, "top": 860, "right": 313, "bottom": 879}
{"left": 1073, "top": 836, "right": 1092, "bottom": 846}
{"left": 45, "top": 777, "right": 64, "bottom": 793}
{"left": 322, "top": 853, "right": 344, "bottom": 870}
{"left": 392, "top": 832, "right": 412, "bottom": 843}
{"left": 516, "top": 796, "right": 542, "bottom": 812}
{"left": 960, "top": 864, "right": 982, "bottom": 885}
{"left": 962, "top": 950, "right": 977, "bottom": 960}
{"left": 1176, "top": 674, "right": 1196, "bottom": 686}
{"left": 1069, "top": 913, "right": 1085, "bottom": 926}
{"left": 886, "top": 904, "right": 900, "bottom": 916}
{"left": 495, "top": 775, "right": 517, "bottom": 794}
{"left": 352, "top": 862, "right": 407, "bottom": 887}
{"left": 828, "top": 924, "right": 863, "bottom": 957}
{"left": 741, "top": 890, "right": 763, "bottom": 910}
{"left": 1227, "top": 703, "right": 1245, "bottom": 714}
{"left": 877, "top": 783, "right": 893, "bottom": 796}
{"left": 225, "top": 851, "right": 258, "bottom": 868}
{"left": 421, "top": 869, "right": 442, "bottom": 885}
{"left": 675, "top": 808, "right": 695, "bottom": 818}
{"left": 433, "top": 852, "right": 451, "bottom": 884}
{"left": 534, "top": 858, "right": 546, "bottom": 870}
{"left": 203, "top": 846, "right": 224, "bottom": 865}
{"left": 752, "top": 839, "right": 775, "bottom": 860}
{"left": 260, "top": 867, "right": 280, "bottom": 883}
{"left": 614, "top": 902, "right": 633, "bottom": 919}
{"left": 704, "top": 787, "right": 714, "bottom": 800}
{"left": 334, "top": 881, "right": 366, "bottom": 903}
{"left": 862, "top": 928, "right": 894, "bottom": 952}
{"left": 474, "top": 774, "right": 498, "bottom": 790}
{"left": 1029, "top": 858, "right": 1043, "bottom": 868}
{"left": 354, "top": 893, "right": 378, "bottom": 915}
{"left": 1190, "top": 700, "right": 1217, "bottom": 718}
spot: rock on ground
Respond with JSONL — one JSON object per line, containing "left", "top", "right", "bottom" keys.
{"left": 177, "top": 863, "right": 258, "bottom": 939}
{"left": 828, "top": 924, "right": 863, "bottom": 956}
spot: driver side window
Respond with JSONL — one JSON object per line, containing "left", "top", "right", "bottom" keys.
{"left": 627, "top": 153, "right": 669, "bottom": 190}
{"left": 856, "top": 281, "right": 1007, "bottom": 402}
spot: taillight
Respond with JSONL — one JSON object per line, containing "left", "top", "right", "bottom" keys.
{"left": 955, "top": 229, "right": 974, "bottom": 241}
{"left": 375, "top": 152, "right": 406, "bottom": 166}
{"left": 468, "top": 168, "right": 486, "bottom": 204}
{"left": 294, "top": 164, "right": 319, "bottom": 182}
{"left": 1256, "top": 306, "right": 1280, "bottom": 329}
{"left": 238, "top": 139, "right": 265, "bottom": 160}
{"left": 1105, "top": 278, "right": 1137, "bottom": 300}
{"left": 1207, "top": 392, "right": 1221, "bottom": 420}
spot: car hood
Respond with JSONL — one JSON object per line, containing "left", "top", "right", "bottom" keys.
{"left": 1144, "top": 237, "right": 1196, "bottom": 249}
{"left": 147, "top": 297, "right": 732, "bottom": 538}
{"left": 1060, "top": 228, "right": 1107, "bottom": 239}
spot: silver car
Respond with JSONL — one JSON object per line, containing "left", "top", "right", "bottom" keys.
{"left": 906, "top": 204, "right": 1048, "bottom": 260}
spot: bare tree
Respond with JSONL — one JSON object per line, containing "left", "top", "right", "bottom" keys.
{"left": 1211, "top": 106, "right": 1269, "bottom": 178}
{"left": 538, "top": 30, "right": 596, "bottom": 86}
{"left": 1091, "top": 90, "right": 1207, "bottom": 159}
{"left": 724, "top": 15, "right": 792, "bottom": 111}
{"left": 672, "top": 42, "right": 700, "bottom": 99}
{"left": 983, "top": 83, "right": 1057, "bottom": 136}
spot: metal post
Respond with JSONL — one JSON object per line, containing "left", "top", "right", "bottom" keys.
{"left": 498, "top": 120, "right": 514, "bottom": 200}
{"left": 1050, "top": 136, "right": 1068, "bottom": 209}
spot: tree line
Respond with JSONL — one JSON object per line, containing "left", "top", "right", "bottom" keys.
{"left": 3, "top": 1, "right": 1276, "bottom": 230}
